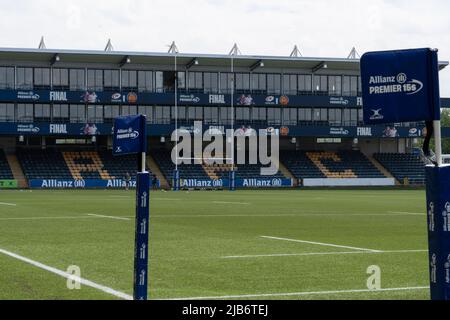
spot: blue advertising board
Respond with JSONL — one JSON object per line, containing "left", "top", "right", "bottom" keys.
{"left": 28, "top": 179, "right": 160, "bottom": 189}
{"left": 113, "top": 115, "right": 147, "bottom": 155}
{"left": 425, "top": 166, "right": 450, "bottom": 299}
{"left": 361, "top": 48, "right": 441, "bottom": 124}
{"left": 179, "top": 178, "right": 293, "bottom": 189}
{"left": 0, "top": 121, "right": 445, "bottom": 139}
{"left": 133, "top": 172, "right": 150, "bottom": 300}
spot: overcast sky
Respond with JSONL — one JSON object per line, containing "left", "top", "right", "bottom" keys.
{"left": 0, "top": 0, "right": 449, "bottom": 95}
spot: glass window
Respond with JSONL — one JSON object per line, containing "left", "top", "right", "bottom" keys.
{"left": 0, "top": 67, "right": 14, "bottom": 89}
{"left": 34, "top": 104, "right": 51, "bottom": 121}
{"left": 0, "top": 103, "right": 14, "bottom": 121}
{"left": 171, "top": 106, "right": 185, "bottom": 124}
{"left": 219, "top": 106, "right": 231, "bottom": 124}
{"left": 70, "top": 104, "right": 86, "bottom": 123}
{"left": 328, "top": 75, "right": 342, "bottom": 95}
{"left": 267, "top": 108, "right": 281, "bottom": 125}
{"left": 282, "top": 108, "right": 297, "bottom": 125}
{"left": 155, "top": 71, "right": 164, "bottom": 92}
{"left": 267, "top": 74, "right": 281, "bottom": 94}
{"left": 17, "top": 67, "right": 33, "bottom": 90}
{"left": 87, "top": 69, "right": 103, "bottom": 91}
{"left": 121, "top": 70, "right": 137, "bottom": 90}
{"left": 104, "top": 105, "right": 120, "bottom": 122}
{"left": 87, "top": 105, "right": 104, "bottom": 122}
{"left": 252, "top": 107, "right": 266, "bottom": 121}
{"left": 298, "top": 108, "right": 312, "bottom": 122}
{"left": 298, "top": 75, "right": 312, "bottom": 94}
{"left": 103, "top": 69, "right": 119, "bottom": 90}
{"left": 283, "top": 74, "right": 297, "bottom": 95}
{"left": 235, "top": 73, "right": 250, "bottom": 93}
{"left": 121, "top": 105, "right": 138, "bottom": 116}
{"left": 17, "top": 104, "right": 33, "bottom": 122}
{"left": 220, "top": 73, "right": 233, "bottom": 94}
{"left": 235, "top": 107, "right": 250, "bottom": 123}
{"left": 138, "top": 106, "right": 154, "bottom": 123}
{"left": 251, "top": 73, "right": 266, "bottom": 94}
{"left": 154, "top": 106, "right": 171, "bottom": 124}
{"left": 177, "top": 72, "right": 186, "bottom": 90}
{"left": 52, "top": 68, "right": 69, "bottom": 90}
{"left": 138, "top": 71, "right": 153, "bottom": 92}
{"left": 204, "top": 106, "right": 218, "bottom": 124}
{"left": 204, "top": 72, "right": 218, "bottom": 93}
{"left": 313, "top": 75, "right": 328, "bottom": 94}
{"left": 52, "top": 104, "right": 69, "bottom": 121}
{"left": 343, "top": 76, "right": 358, "bottom": 96}
{"left": 188, "top": 72, "right": 203, "bottom": 91}
{"left": 70, "top": 69, "right": 85, "bottom": 91}
{"left": 328, "top": 109, "right": 342, "bottom": 125}
{"left": 161, "top": 71, "right": 176, "bottom": 92}
{"left": 34, "top": 68, "right": 50, "bottom": 89}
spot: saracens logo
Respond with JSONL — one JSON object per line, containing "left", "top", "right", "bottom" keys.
{"left": 368, "top": 73, "right": 423, "bottom": 95}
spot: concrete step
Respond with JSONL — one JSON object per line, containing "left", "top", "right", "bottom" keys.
{"left": 146, "top": 155, "right": 169, "bottom": 189}
{"left": 367, "top": 154, "right": 400, "bottom": 185}
{"left": 6, "top": 154, "right": 28, "bottom": 188}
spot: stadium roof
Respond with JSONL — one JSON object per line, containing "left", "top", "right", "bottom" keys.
{"left": 0, "top": 47, "right": 448, "bottom": 71}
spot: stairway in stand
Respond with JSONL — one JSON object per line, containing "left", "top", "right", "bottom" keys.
{"left": 6, "top": 154, "right": 28, "bottom": 188}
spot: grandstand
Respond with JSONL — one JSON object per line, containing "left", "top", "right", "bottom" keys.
{"left": 0, "top": 46, "right": 448, "bottom": 189}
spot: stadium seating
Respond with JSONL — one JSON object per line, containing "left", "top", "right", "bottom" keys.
{"left": 0, "top": 149, "right": 14, "bottom": 179}
{"left": 281, "top": 150, "right": 385, "bottom": 179}
{"left": 16, "top": 149, "right": 151, "bottom": 181}
{"left": 281, "top": 151, "right": 326, "bottom": 179}
{"left": 17, "top": 149, "right": 73, "bottom": 180}
{"left": 374, "top": 153, "right": 426, "bottom": 185}
{"left": 151, "top": 149, "right": 210, "bottom": 182}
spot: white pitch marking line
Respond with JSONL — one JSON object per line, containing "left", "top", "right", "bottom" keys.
{"left": 87, "top": 214, "right": 131, "bottom": 221}
{"left": 168, "top": 286, "right": 429, "bottom": 300}
{"left": 212, "top": 201, "right": 250, "bottom": 205}
{"left": 221, "top": 249, "right": 428, "bottom": 259}
{"left": 261, "top": 236, "right": 382, "bottom": 252}
{"left": 0, "top": 202, "right": 16, "bottom": 206}
{"left": 0, "top": 247, "right": 132, "bottom": 300}
{"left": 388, "top": 211, "right": 424, "bottom": 215}
{"left": 0, "top": 216, "right": 99, "bottom": 221}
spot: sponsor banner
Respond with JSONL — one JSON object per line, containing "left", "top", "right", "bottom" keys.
{"left": 0, "top": 180, "right": 18, "bottom": 188}
{"left": 0, "top": 89, "right": 365, "bottom": 108}
{"left": 303, "top": 178, "right": 395, "bottom": 187}
{"left": 179, "top": 178, "right": 293, "bottom": 188}
{"left": 28, "top": 179, "right": 160, "bottom": 189}
{"left": 0, "top": 123, "right": 108, "bottom": 136}
{"left": 134, "top": 172, "right": 150, "bottom": 300}
{"left": 1, "top": 88, "right": 448, "bottom": 110}
{"left": 0, "top": 122, "right": 440, "bottom": 138}
{"left": 425, "top": 166, "right": 450, "bottom": 300}
{"left": 113, "top": 115, "right": 146, "bottom": 155}
{"left": 361, "top": 48, "right": 441, "bottom": 124}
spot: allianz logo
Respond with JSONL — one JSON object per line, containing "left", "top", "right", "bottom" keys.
{"left": 116, "top": 127, "right": 139, "bottom": 139}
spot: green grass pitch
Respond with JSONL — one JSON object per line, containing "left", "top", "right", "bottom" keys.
{"left": 0, "top": 188, "right": 431, "bottom": 300}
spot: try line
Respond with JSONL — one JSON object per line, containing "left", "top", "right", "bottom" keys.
{"left": 0, "top": 247, "right": 132, "bottom": 300}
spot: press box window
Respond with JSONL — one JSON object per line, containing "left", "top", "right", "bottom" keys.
{"left": 17, "top": 67, "right": 33, "bottom": 90}
{"left": 52, "top": 68, "right": 69, "bottom": 90}
{"left": 70, "top": 69, "right": 85, "bottom": 91}
{"left": 0, "top": 67, "right": 14, "bottom": 89}
{"left": 0, "top": 103, "right": 14, "bottom": 121}
{"left": 34, "top": 68, "right": 50, "bottom": 89}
